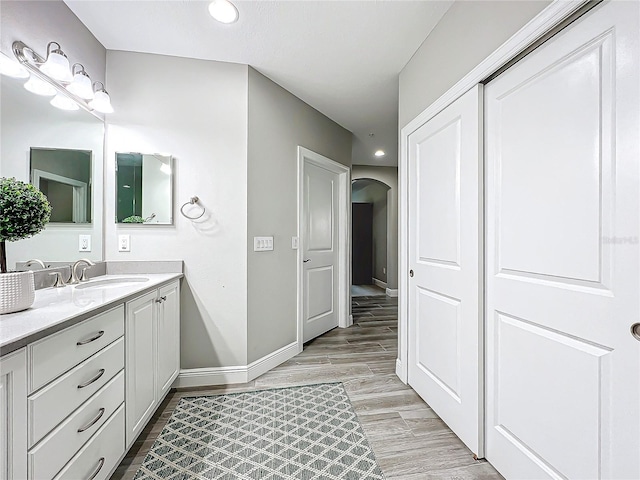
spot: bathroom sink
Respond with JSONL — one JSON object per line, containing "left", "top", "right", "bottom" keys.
{"left": 74, "top": 277, "right": 150, "bottom": 290}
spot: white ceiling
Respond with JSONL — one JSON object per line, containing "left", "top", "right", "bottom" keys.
{"left": 65, "top": 0, "right": 453, "bottom": 167}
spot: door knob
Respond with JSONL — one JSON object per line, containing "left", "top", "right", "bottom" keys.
{"left": 409, "top": 269, "right": 414, "bottom": 277}
{"left": 303, "top": 259, "right": 311, "bottom": 263}
{"left": 631, "top": 323, "right": 640, "bottom": 341}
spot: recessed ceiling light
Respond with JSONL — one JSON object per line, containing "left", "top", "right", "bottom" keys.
{"left": 208, "top": 0, "right": 239, "bottom": 24}
{"left": 374, "top": 150, "right": 385, "bottom": 157}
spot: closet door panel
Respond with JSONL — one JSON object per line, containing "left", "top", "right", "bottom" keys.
{"left": 485, "top": 2, "right": 639, "bottom": 478}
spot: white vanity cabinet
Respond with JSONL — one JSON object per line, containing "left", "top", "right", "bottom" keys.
{"left": 125, "top": 280, "right": 180, "bottom": 447}
{"left": 0, "top": 348, "right": 27, "bottom": 480}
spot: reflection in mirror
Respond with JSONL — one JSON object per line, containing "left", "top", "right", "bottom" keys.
{"left": 0, "top": 75, "right": 104, "bottom": 268}
{"left": 30, "top": 148, "right": 92, "bottom": 223}
{"left": 116, "top": 153, "right": 173, "bottom": 224}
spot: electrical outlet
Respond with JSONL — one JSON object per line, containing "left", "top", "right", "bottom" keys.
{"left": 291, "top": 237, "right": 299, "bottom": 249}
{"left": 79, "top": 235, "right": 91, "bottom": 252}
{"left": 119, "top": 234, "right": 131, "bottom": 252}
{"left": 254, "top": 236, "right": 274, "bottom": 252}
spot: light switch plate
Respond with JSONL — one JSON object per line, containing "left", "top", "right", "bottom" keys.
{"left": 79, "top": 235, "right": 91, "bottom": 252}
{"left": 291, "top": 237, "right": 299, "bottom": 249}
{"left": 254, "top": 236, "right": 274, "bottom": 252}
{"left": 119, "top": 234, "right": 131, "bottom": 252}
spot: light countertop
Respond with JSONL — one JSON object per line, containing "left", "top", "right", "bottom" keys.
{"left": 0, "top": 273, "right": 183, "bottom": 355}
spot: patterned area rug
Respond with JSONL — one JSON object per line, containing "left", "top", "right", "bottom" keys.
{"left": 134, "top": 383, "right": 385, "bottom": 479}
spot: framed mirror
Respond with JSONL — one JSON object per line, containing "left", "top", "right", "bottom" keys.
{"left": 115, "top": 152, "right": 173, "bottom": 224}
{"left": 30, "top": 147, "right": 92, "bottom": 223}
{"left": 0, "top": 75, "right": 104, "bottom": 268}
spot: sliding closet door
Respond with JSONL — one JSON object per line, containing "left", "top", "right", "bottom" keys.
{"left": 485, "top": 1, "right": 640, "bottom": 478}
{"left": 408, "top": 85, "right": 483, "bottom": 457}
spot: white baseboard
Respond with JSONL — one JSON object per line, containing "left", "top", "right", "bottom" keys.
{"left": 175, "top": 341, "right": 299, "bottom": 388}
{"left": 396, "top": 358, "right": 407, "bottom": 384}
{"left": 372, "top": 278, "right": 387, "bottom": 289}
{"left": 247, "top": 342, "right": 299, "bottom": 381}
{"left": 174, "top": 365, "right": 248, "bottom": 388}
{"left": 386, "top": 288, "right": 398, "bottom": 297}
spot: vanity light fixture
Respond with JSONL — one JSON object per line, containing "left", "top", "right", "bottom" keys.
{"left": 0, "top": 51, "right": 29, "bottom": 78}
{"left": 23, "top": 75, "right": 56, "bottom": 96}
{"left": 208, "top": 0, "right": 239, "bottom": 24}
{"left": 88, "top": 82, "right": 113, "bottom": 113}
{"left": 66, "top": 64, "right": 94, "bottom": 100}
{"left": 50, "top": 93, "right": 79, "bottom": 111}
{"left": 10, "top": 40, "right": 114, "bottom": 114}
{"left": 39, "top": 42, "right": 72, "bottom": 82}
{"left": 374, "top": 150, "right": 385, "bottom": 157}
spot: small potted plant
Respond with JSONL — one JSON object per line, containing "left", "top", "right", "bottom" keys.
{"left": 0, "top": 177, "right": 51, "bottom": 314}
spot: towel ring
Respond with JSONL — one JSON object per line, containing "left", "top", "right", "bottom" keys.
{"left": 180, "top": 196, "right": 205, "bottom": 220}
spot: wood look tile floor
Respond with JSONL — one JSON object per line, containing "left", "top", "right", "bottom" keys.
{"left": 111, "top": 296, "right": 502, "bottom": 480}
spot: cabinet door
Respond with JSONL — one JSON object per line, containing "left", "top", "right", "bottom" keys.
{"left": 157, "top": 281, "right": 180, "bottom": 400}
{"left": 0, "top": 349, "right": 27, "bottom": 480}
{"left": 125, "top": 291, "right": 157, "bottom": 448}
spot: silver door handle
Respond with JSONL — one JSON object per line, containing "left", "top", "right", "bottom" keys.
{"left": 631, "top": 323, "right": 640, "bottom": 341}
{"left": 77, "top": 408, "right": 105, "bottom": 432}
{"left": 77, "top": 369, "right": 105, "bottom": 389}
{"left": 86, "top": 457, "right": 105, "bottom": 480}
{"left": 303, "top": 259, "right": 311, "bottom": 263}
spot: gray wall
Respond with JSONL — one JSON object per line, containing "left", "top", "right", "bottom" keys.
{"left": 247, "top": 67, "right": 352, "bottom": 363}
{"left": 352, "top": 180, "right": 389, "bottom": 284}
{"left": 352, "top": 166, "right": 398, "bottom": 290}
{"left": 105, "top": 51, "right": 250, "bottom": 369}
{"left": 0, "top": 0, "right": 106, "bottom": 84}
{"left": 399, "top": 0, "right": 551, "bottom": 128}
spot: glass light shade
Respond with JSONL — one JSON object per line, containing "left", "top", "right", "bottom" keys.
{"left": 208, "top": 0, "right": 239, "bottom": 23}
{"left": 89, "top": 89, "right": 113, "bottom": 113}
{"left": 40, "top": 50, "right": 72, "bottom": 82}
{"left": 66, "top": 71, "right": 94, "bottom": 100}
{"left": 24, "top": 75, "right": 56, "bottom": 96}
{"left": 0, "top": 52, "right": 28, "bottom": 78}
{"left": 50, "top": 93, "right": 79, "bottom": 111}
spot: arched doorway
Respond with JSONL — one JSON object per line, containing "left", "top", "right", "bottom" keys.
{"left": 351, "top": 178, "right": 391, "bottom": 296}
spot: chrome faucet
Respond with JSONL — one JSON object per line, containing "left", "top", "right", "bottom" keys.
{"left": 69, "top": 259, "right": 95, "bottom": 284}
{"left": 24, "top": 259, "right": 46, "bottom": 270}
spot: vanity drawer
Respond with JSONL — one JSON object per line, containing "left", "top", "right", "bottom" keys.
{"left": 28, "top": 337, "right": 124, "bottom": 447}
{"left": 29, "top": 305, "right": 124, "bottom": 393}
{"left": 28, "top": 370, "right": 124, "bottom": 480}
{"left": 54, "top": 404, "right": 125, "bottom": 480}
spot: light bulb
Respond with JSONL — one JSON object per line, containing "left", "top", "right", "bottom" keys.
{"left": 50, "top": 93, "right": 79, "bottom": 111}
{"left": 374, "top": 150, "right": 385, "bottom": 157}
{"left": 67, "top": 70, "right": 94, "bottom": 100}
{"left": 0, "top": 52, "right": 28, "bottom": 78}
{"left": 208, "top": 0, "right": 239, "bottom": 23}
{"left": 39, "top": 43, "right": 72, "bottom": 82}
{"left": 89, "top": 88, "right": 113, "bottom": 114}
{"left": 24, "top": 75, "right": 56, "bottom": 96}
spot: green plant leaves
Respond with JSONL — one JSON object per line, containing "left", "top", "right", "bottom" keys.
{"left": 0, "top": 177, "right": 52, "bottom": 242}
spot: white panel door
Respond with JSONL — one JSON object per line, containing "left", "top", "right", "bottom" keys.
{"left": 302, "top": 160, "right": 340, "bottom": 342}
{"left": 485, "top": 2, "right": 640, "bottom": 478}
{"left": 0, "top": 349, "right": 27, "bottom": 480}
{"left": 157, "top": 281, "right": 180, "bottom": 400}
{"left": 125, "top": 291, "right": 157, "bottom": 448}
{"left": 408, "top": 85, "right": 483, "bottom": 456}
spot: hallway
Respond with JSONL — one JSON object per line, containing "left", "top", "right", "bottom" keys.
{"left": 113, "top": 296, "right": 501, "bottom": 479}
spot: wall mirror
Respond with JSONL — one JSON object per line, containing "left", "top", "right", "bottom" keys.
{"left": 115, "top": 152, "right": 173, "bottom": 225}
{"left": 30, "top": 147, "right": 92, "bottom": 223}
{"left": 0, "top": 75, "right": 104, "bottom": 268}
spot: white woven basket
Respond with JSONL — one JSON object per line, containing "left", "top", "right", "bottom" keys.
{"left": 0, "top": 270, "right": 35, "bottom": 314}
